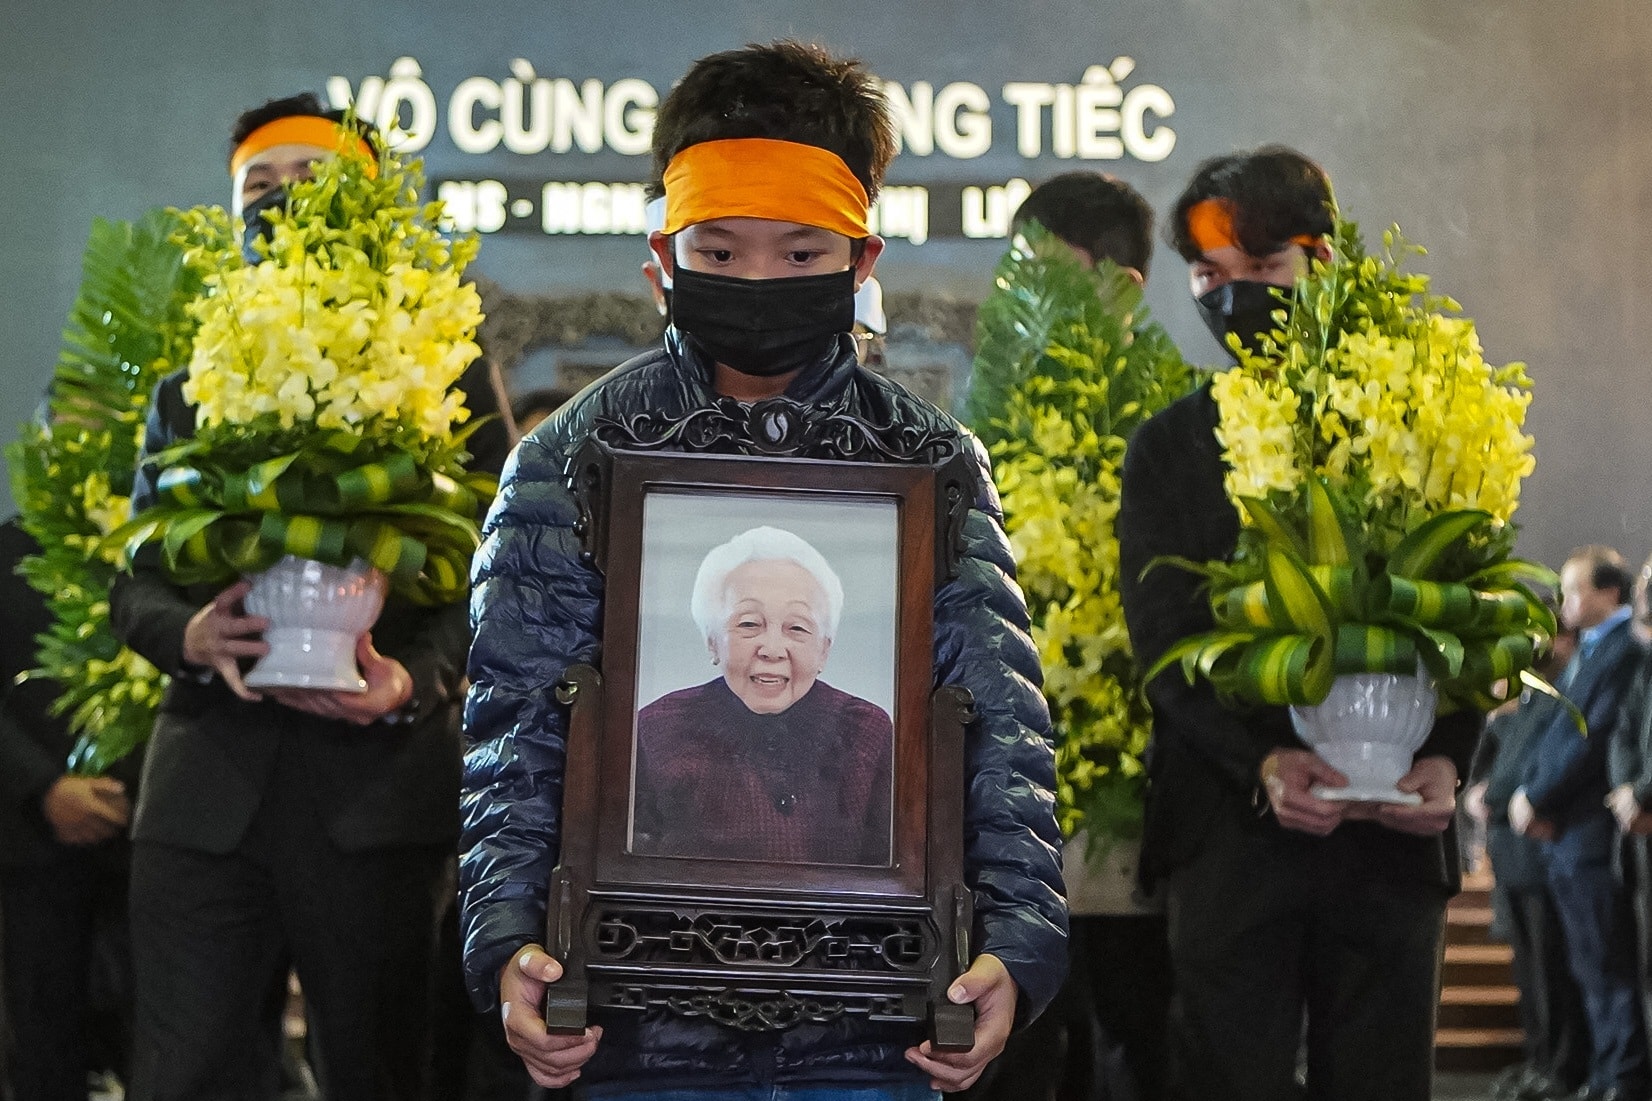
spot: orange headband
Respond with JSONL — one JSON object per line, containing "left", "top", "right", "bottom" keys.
{"left": 1186, "top": 198, "right": 1319, "bottom": 255}
{"left": 662, "top": 138, "right": 870, "bottom": 237}
{"left": 229, "top": 116, "right": 378, "bottom": 179}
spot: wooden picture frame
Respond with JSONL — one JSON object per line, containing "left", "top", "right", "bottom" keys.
{"left": 544, "top": 397, "right": 979, "bottom": 1051}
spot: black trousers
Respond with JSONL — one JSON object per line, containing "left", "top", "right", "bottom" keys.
{"left": 1631, "top": 837, "right": 1652, "bottom": 1074}
{"left": 959, "top": 913, "right": 1172, "bottom": 1101}
{"left": 1547, "top": 825, "right": 1649, "bottom": 1095}
{"left": 126, "top": 755, "right": 451, "bottom": 1101}
{"left": 1500, "top": 880, "right": 1590, "bottom": 1091}
{"left": 429, "top": 895, "right": 561, "bottom": 1101}
{"left": 1163, "top": 818, "right": 1447, "bottom": 1101}
{"left": 0, "top": 845, "right": 132, "bottom": 1101}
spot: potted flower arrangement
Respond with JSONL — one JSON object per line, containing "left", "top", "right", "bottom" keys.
{"left": 1151, "top": 221, "right": 1558, "bottom": 801}
{"left": 111, "top": 144, "right": 494, "bottom": 690}
{"left": 967, "top": 223, "right": 1193, "bottom": 880}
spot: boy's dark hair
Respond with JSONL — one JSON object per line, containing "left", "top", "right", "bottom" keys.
{"left": 648, "top": 40, "right": 896, "bottom": 205}
{"left": 1013, "top": 172, "right": 1155, "bottom": 280}
{"left": 1168, "top": 145, "right": 1335, "bottom": 262}
{"left": 229, "top": 92, "right": 383, "bottom": 163}
{"left": 1567, "top": 544, "right": 1633, "bottom": 605}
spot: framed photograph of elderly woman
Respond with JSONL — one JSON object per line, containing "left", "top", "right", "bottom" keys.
{"left": 630, "top": 494, "right": 897, "bottom": 868}
{"left": 567, "top": 448, "right": 949, "bottom": 897}
{"left": 547, "top": 412, "right": 979, "bottom": 1050}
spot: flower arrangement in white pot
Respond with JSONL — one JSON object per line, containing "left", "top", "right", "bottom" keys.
{"left": 112, "top": 141, "right": 495, "bottom": 689}
{"left": 1150, "top": 222, "right": 1566, "bottom": 801}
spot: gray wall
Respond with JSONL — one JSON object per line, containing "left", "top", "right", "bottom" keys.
{"left": 3, "top": 0, "right": 1647, "bottom": 572}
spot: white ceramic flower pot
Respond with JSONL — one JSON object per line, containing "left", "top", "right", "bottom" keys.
{"left": 1289, "top": 670, "right": 1437, "bottom": 805}
{"left": 242, "top": 555, "right": 386, "bottom": 692}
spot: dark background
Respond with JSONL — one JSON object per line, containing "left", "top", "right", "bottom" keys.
{"left": 3, "top": 0, "right": 1647, "bottom": 571}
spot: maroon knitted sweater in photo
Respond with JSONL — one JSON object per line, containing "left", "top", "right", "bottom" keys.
{"left": 631, "top": 677, "right": 893, "bottom": 865}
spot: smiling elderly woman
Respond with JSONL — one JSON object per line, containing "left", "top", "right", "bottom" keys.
{"left": 630, "top": 525, "right": 894, "bottom": 866}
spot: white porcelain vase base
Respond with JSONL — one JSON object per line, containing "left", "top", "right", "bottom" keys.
{"left": 1290, "top": 670, "right": 1437, "bottom": 806}
{"left": 241, "top": 556, "right": 387, "bottom": 693}
{"left": 244, "top": 627, "right": 368, "bottom": 692}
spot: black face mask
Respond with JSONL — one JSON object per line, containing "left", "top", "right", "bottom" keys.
{"left": 1194, "top": 280, "right": 1292, "bottom": 359}
{"left": 670, "top": 267, "right": 856, "bottom": 378}
{"left": 239, "top": 185, "right": 291, "bottom": 264}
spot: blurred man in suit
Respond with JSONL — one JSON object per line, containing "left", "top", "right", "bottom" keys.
{"left": 1512, "top": 546, "right": 1647, "bottom": 1100}
{"left": 1467, "top": 609, "right": 1589, "bottom": 1101}
{"left": 1604, "top": 552, "right": 1652, "bottom": 1077}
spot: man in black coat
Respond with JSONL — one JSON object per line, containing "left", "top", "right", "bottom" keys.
{"left": 107, "top": 95, "right": 505, "bottom": 1101}
{"left": 1513, "top": 546, "right": 1648, "bottom": 1099}
{"left": 1118, "top": 147, "right": 1480, "bottom": 1101}
{"left": 0, "top": 516, "right": 135, "bottom": 1100}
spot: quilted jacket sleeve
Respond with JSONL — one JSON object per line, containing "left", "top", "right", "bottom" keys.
{"left": 458, "top": 421, "right": 604, "bottom": 1007}
{"left": 936, "top": 437, "right": 1068, "bottom": 1022}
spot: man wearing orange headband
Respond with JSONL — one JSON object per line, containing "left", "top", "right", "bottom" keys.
{"left": 110, "top": 92, "right": 518, "bottom": 1101}
{"left": 1116, "top": 147, "right": 1479, "bottom": 1101}
{"left": 461, "top": 40, "right": 1066, "bottom": 1100}
{"left": 1166, "top": 146, "right": 1335, "bottom": 359}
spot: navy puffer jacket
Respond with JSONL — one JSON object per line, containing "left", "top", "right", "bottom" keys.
{"left": 460, "top": 331, "right": 1066, "bottom": 1089}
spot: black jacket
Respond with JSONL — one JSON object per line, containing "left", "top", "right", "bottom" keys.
{"left": 1522, "top": 616, "right": 1640, "bottom": 836}
{"left": 107, "top": 370, "right": 474, "bottom": 855}
{"left": 459, "top": 330, "right": 1067, "bottom": 1089}
{"left": 0, "top": 518, "right": 139, "bottom": 866}
{"left": 1477, "top": 701, "right": 1557, "bottom": 891}
{"left": 1605, "top": 639, "right": 1652, "bottom": 806}
{"left": 1118, "top": 383, "right": 1481, "bottom": 891}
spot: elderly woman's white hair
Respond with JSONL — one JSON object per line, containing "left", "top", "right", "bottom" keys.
{"left": 690, "top": 526, "right": 845, "bottom": 644}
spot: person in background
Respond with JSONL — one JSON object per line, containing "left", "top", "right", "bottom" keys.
{"left": 1010, "top": 170, "right": 1155, "bottom": 285}
{"left": 511, "top": 389, "right": 576, "bottom": 438}
{"left": 641, "top": 195, "right": 671, "bottom": 317}
{"left": 231, "top": 94, "right": 514, "bottom": 477}
{"left": 853, "top": 275, "right": 888, "bottom": 370}
{"left": 963, "top": 168, "right": 1170, "bottom": 1101}
{"left": 1604, "top": 550, "right": 1652, "bottom": 1090}
{"left": 1512, "top": 545, "right": 1647, "bottom": 1101}
{"left": 0, "top": 510, "right": 136, "bottom": 1101}
{"left": 1466, "top": 598, "right": 1589, "bottom": 1101}
{"left": 109, "top": 94, "right": 503, "bottom": 1101}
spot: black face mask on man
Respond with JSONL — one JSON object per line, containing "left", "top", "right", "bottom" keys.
{"left": 239, "top": 185, "right": 291, "bottom": 265}
{"left": 1194, "top": 280, "right": 1293, "bottom": 359}
{"left": 669, "top": 266, "right": 856, "bottom": 378}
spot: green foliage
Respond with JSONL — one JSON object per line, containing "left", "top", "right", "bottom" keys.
{"left": 6, "top": 208, "right": 219, "bottom": 774}
{"left": 965, "top": 224, "right": 1194, "bottom": 844}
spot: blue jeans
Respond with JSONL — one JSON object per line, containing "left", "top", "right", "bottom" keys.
{"left": 585, "top": 1087, "right": 939, "bottom": 1101}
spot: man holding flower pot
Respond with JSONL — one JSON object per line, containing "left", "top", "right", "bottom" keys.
{"left": 108, "top": 97, "right": 501, "bottom": 1101}
{"left": 1118, "top": 146, "right": 1483, "bottom": 1101}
